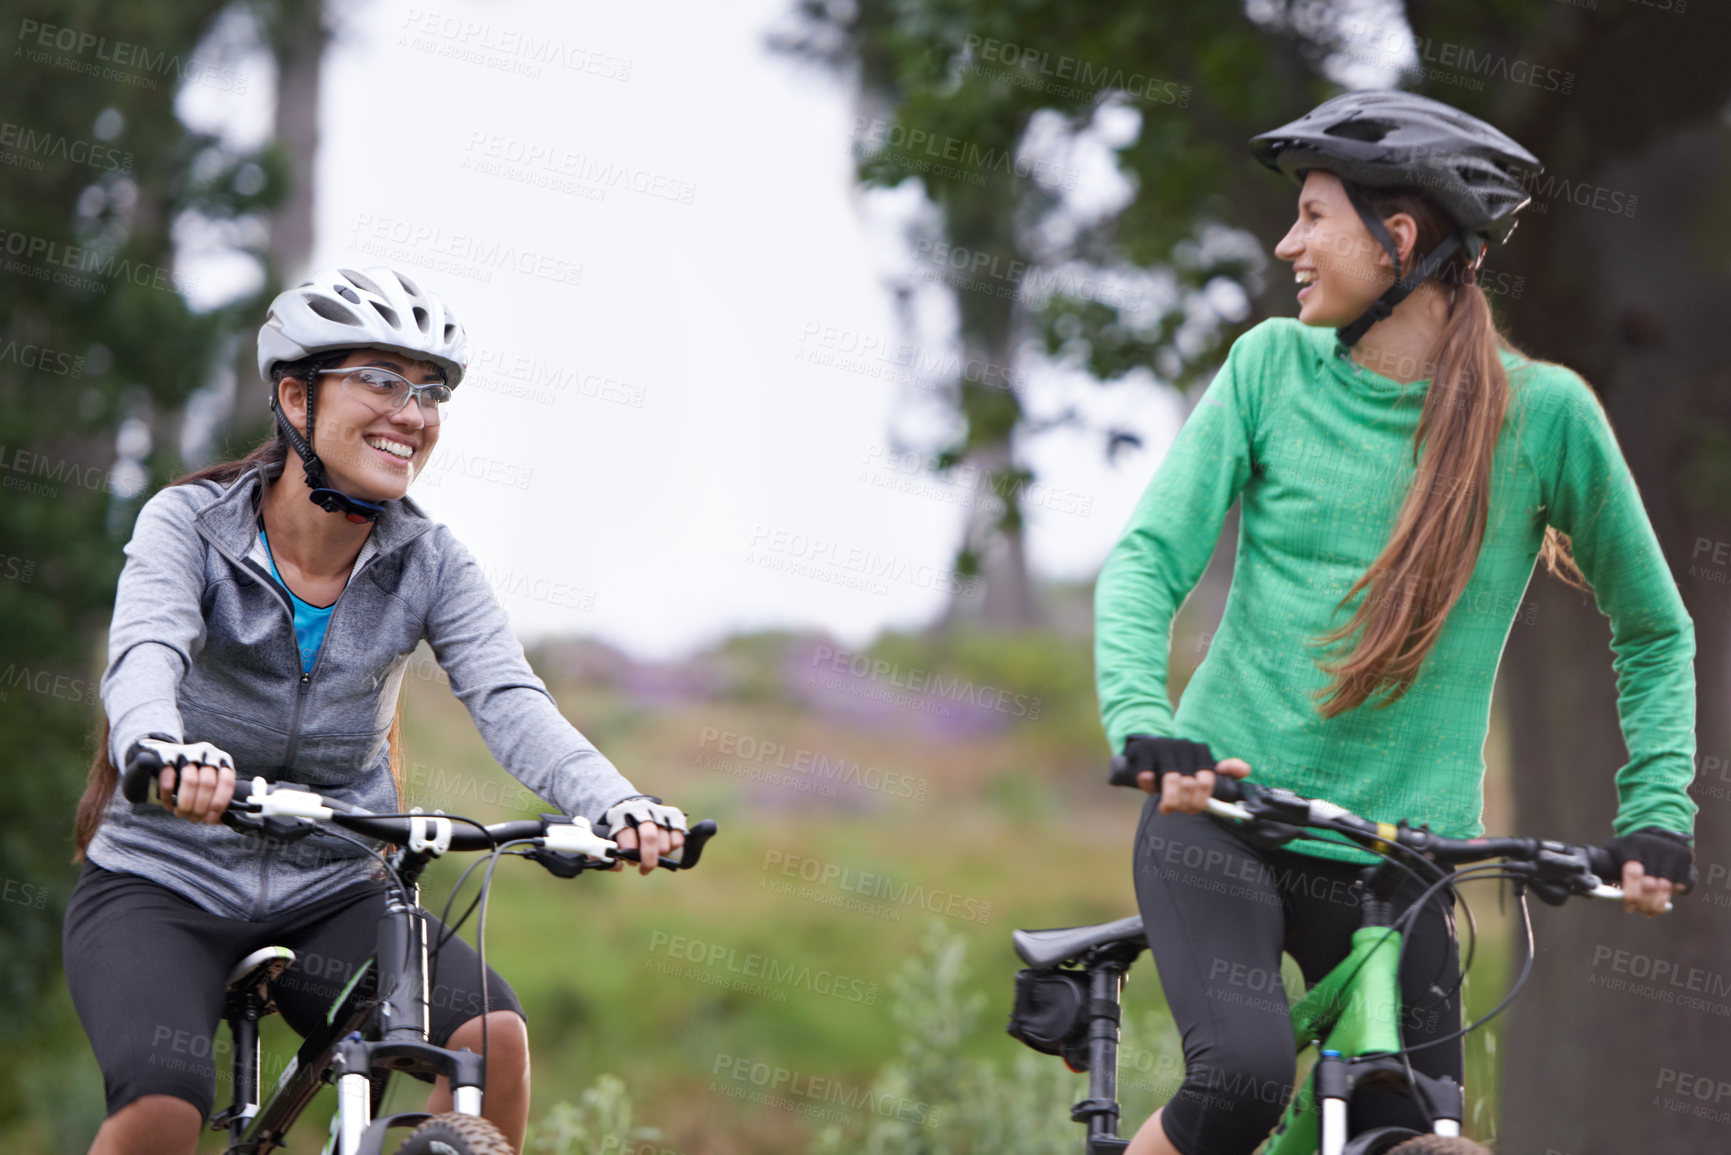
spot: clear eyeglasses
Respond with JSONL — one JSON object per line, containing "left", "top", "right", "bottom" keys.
{"left": 319, "top": 365, "right": 453, "bottom": 424}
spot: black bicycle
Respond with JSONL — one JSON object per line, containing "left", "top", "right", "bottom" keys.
{"left": 121, "top": 750, "right": 717, "bottom": 1155}
{"left": 1007, "top": 768, "right": 1664, "bottom": 1155}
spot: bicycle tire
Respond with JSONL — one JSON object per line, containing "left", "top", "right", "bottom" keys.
{"left": 393, "top": 1112, "right": 515, "bottom": 1155}
{"left": 1382, "top": 1136, "right": 1492, "bottom": 1154}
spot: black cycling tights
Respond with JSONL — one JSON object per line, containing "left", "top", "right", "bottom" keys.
{"left": 1133, "top": 801, "right": 1464, "bottom": 1155}
{"left": 63, "top": 861, "right": 523, "bottom": 1121}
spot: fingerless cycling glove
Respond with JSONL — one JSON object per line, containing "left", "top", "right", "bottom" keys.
{"left": 1603, "top": 827, "right": 1696, "bottom": 891}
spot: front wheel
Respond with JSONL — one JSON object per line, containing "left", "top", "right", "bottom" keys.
{"left": 394, "top": 1112, "right": 515, "bottom": 1155}
{"left": 1384, "top": 1137, "right": 1493, "bottom": 1154}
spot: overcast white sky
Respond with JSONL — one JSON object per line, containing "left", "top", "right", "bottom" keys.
{"left": 175, "top": 0, "right": 1254, "bottom": 659}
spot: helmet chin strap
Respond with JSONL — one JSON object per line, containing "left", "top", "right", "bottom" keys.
{"left": 1333, "top": 178, "right": 1467, "bottom": 356}
{"left": 270, "top": 378, "right": 387, "bottom": 525}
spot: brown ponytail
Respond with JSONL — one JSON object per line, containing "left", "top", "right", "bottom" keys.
{"left": 1311, "top": 187, "right": 1589, "bottom": 717}
{"left": 72, "top": 720, "right": 118, "bottom": 862}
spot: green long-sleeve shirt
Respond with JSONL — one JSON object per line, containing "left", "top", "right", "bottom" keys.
{"left": 1095, "top": 318, "right": 1696, "bottom": 863}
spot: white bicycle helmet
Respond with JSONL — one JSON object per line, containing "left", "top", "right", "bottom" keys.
{"left": 257, "top": 265, "right": 469, "bottom": 522}
{"left": 257, "top": 265, "right": 469, "bottom": 385}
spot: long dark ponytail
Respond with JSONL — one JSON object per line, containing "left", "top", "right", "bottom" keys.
{"left": 1310, "top": 186, "right": 1589, "bottom": 717}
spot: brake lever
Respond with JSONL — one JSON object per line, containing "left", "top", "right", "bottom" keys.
{"left": 219, "top": 807, "right": 321, "bottom": 842}
{"left": 525, "top": 846, "right": 598, "bottom": 878}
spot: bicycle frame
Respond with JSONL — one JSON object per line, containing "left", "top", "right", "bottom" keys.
{"left": 218, "top": 847, "right": 488, "bottom": 1155}
{"left": 1018, "top": 770, "right": 1657, "bottom": 1154}
{"left": 114, "top": 759, "right": 717, "bottom": 1155}
{"left": 1264, "top": 924, "right": 1463, "bottom": 1155}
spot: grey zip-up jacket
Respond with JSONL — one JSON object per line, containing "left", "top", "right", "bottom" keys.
{"left": 87, "top": 461, "right": 641, "bottom": 919}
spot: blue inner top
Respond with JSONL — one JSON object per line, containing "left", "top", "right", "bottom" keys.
{"left": 260, "top": 528, "right": 337, "bottom": 674}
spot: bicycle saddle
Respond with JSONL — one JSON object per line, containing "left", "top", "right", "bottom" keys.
{"left": 1012, "top": 915, "right": 1145, "bottom": 969}
{"left": 226, "top": 945, "right": 296, "bottom": 998}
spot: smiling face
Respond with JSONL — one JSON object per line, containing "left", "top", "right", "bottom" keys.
{"left": 1273, "top": 170, "right": 1418, "bottom": 328}
{"left": 275, "top": 348, "right": 446, "bottom": 503}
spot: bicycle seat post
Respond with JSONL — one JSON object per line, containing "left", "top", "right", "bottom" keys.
{"left": 1073, "top": 939, "right": 1144, "bottom": 1155}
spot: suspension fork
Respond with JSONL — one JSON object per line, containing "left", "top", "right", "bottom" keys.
{"left": 331, "top": 866, "right": 487, "bottom": 1154}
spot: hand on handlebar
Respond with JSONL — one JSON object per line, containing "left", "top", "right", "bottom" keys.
{"left": 129, "top": 737, "right": 237, "bottom": 825}
{"left": 1146, "top": 759, "right": 1253, "bottom": 815}
{"left": 1604, "top": 828, "right": 1694, "bottom": 918}
{"left": 610, "top": 823, "right": 686, "bottom": 875}
{"left": 602, "top": 797, "right": 689, "bottom": 875}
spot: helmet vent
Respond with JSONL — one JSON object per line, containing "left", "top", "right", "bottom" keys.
{"left": 444, "top": 322, "right": 457, "bottom": 342}
{"left": 395, "top": 271, "right": 422, "bottom": 296}
{"left": 370, "top": 301, "right": 400, "bottom": 328}
{"left": 334, "top": 284, "right": 361, "bottom": 304}
{"left": 412, "top": 306, "right": 430, "bottom": 333}
{"left": 340, "top": 268, "right": 384, "bottom": 297}
{"left": 307, "top": 295, "right": 362, "bottom": 326}
{"left": 1324, "top": 118, "right": 1395, "bottom": 143}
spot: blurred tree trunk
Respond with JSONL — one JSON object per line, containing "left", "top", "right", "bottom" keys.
{"left": 1489, "top": 6, "right": 1731, "bottom": 1146}
{"left": 267, "top": 0, "right": 325, "bottom": 280}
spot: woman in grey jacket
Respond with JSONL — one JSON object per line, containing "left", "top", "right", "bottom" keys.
{"left": 65, "top": 266, "right": 684, "bottom": 1155}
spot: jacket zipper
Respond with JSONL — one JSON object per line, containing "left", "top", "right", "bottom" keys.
{"left": 253, "top": 831, "right": 274, "bottom": 919}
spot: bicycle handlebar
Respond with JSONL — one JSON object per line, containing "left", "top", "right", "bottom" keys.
{"left": 122, "top": 747, "right": 716, "bottom": 871}
{"left": 1107, "top": 754, "right": 1663, "bottom": 908}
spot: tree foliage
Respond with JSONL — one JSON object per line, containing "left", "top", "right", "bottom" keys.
{"left": 0, "top": 0, "right": 286, "bottom": 1126}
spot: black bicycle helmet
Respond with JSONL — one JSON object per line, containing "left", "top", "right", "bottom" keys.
{"left": 1249, "top": 90, "right": 1543, "bottom": 351}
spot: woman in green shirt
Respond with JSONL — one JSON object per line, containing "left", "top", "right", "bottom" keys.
{"left": 1095, "top": 92, "right": 1697, "bottom": 1155}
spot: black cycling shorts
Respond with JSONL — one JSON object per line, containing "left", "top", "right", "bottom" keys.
{"left": 62, "top": 860, "right": 523, "bottom": 1121}
{"left": 1134, "top": 801, "right": 1463, "bottom": 1155}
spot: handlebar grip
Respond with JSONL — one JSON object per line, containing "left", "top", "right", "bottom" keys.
{"left": 121, "top": 747, "right": 165, "bottom": 803}
{"left": 1107, "top": 754, "right": 1140, "bottom": 789}
{"left": 674, "top": 819, "right": 717, "bottom": 869}
{"left": 1108, "top": 756, "right": 1244, "bottom": 803}
{"left": 1587, "top": 845, "right": 1617, "bottom": 880}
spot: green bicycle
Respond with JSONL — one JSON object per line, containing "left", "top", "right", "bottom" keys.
{"left": 1007, "top": 772, "right": 1657, "bottom": 1155}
